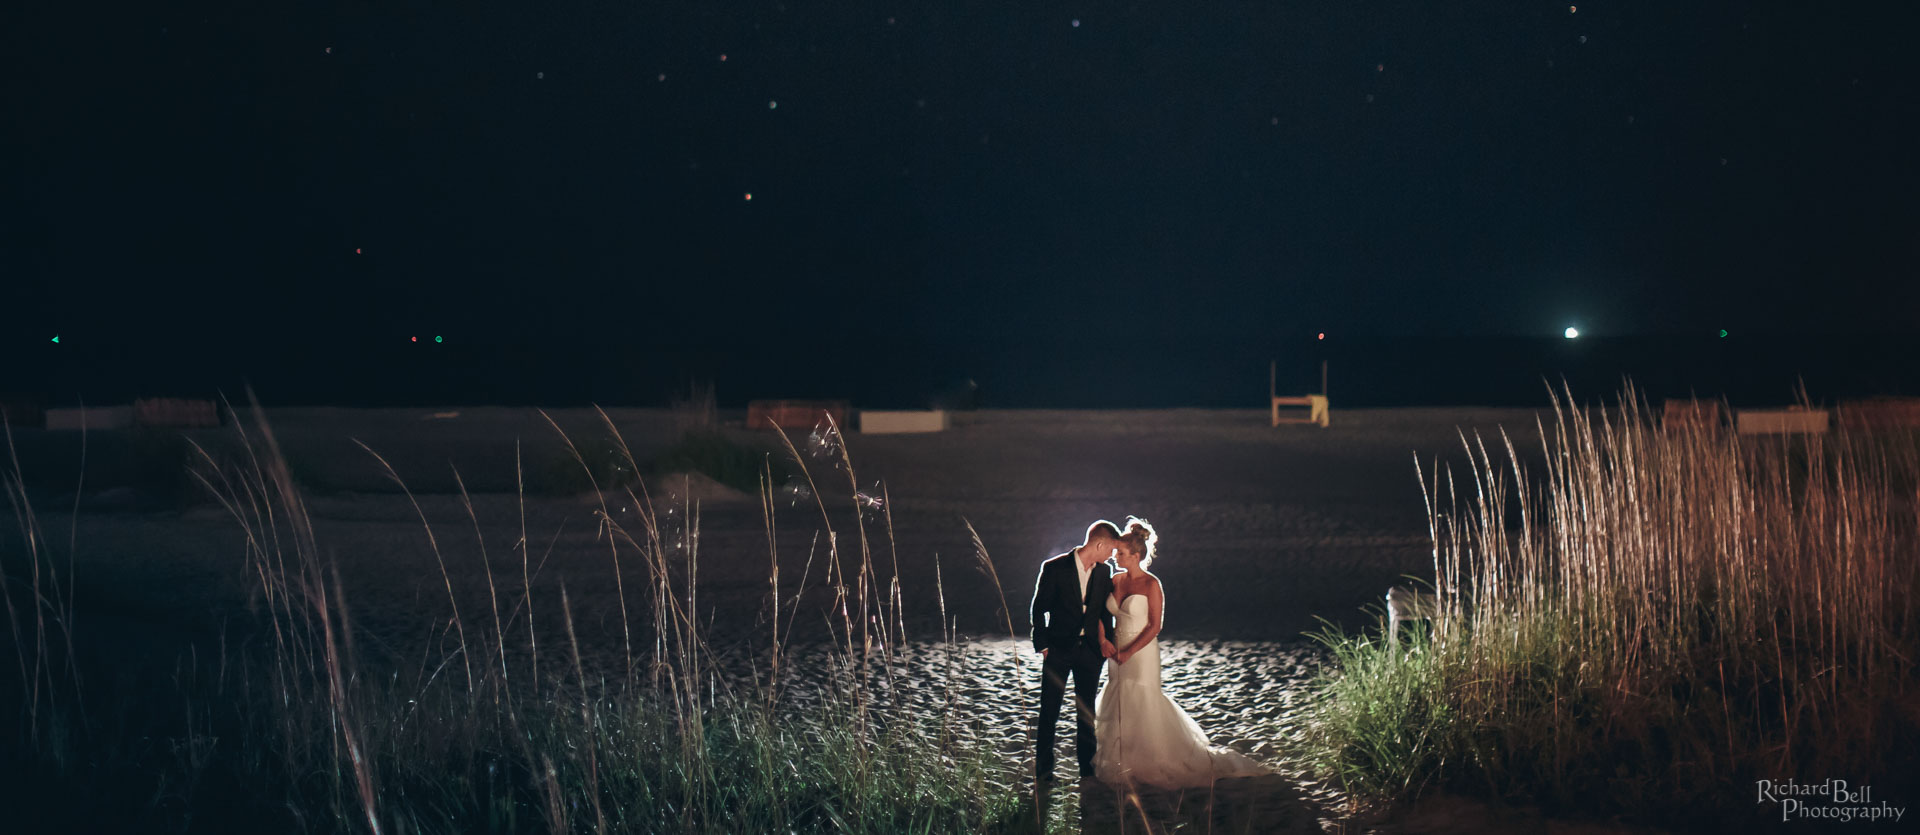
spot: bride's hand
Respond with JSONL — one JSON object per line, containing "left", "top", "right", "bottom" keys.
{"left": 1100, "top": 639, "right": 1117, "bottom": 658}
{"left": 1114, "top": 648, "right": 1133, "bottom": 665}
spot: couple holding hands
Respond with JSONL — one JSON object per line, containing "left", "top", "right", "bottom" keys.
{"left": 1030, "top": 518, "right": 1266, "bottom": 788}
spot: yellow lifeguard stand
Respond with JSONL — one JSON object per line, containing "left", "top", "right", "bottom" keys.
{"left": 1270, "top": 359, "right": 1330, "bottom": 427}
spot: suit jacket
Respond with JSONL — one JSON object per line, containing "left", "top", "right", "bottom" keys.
{"left": 1029, "top": 551, "right": 1116, "bottom": 654}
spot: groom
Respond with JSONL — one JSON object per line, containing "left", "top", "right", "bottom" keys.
{"left": 1029, "top": 520, "right": 1120, "bottom": 782}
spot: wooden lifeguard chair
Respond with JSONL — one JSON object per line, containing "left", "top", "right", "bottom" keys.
{"left": 1271, "top": 359, "right": 1330, "bottom": 428}
{"left": 1661, "top": 398, "right": 1726, "bottom": 433}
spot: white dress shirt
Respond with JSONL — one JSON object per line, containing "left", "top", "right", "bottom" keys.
{"left": 1074, "top": 550, "right": 1093, "bottom": 636}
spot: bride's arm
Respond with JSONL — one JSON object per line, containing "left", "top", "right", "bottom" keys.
{"left": 1116, "top": 579, "right": 1164, "bottom": 660}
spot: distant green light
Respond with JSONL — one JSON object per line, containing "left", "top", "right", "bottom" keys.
{"left": 1718, "top": 329, "right": 1728, "bottom": 338}
{"left": 435, "top": 335, "right": 443, "bottom": 343}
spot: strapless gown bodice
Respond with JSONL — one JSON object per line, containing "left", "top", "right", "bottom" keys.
{"left": 1093, "top": 588, "right": 1268, "bottom": 789}
{"left": 1107, "top": 593, "right": 1152, "bottom": 646}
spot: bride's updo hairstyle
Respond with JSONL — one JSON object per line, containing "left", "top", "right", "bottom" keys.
{"left": 1119, "top": 516, "right": 1159, "bottom": 569}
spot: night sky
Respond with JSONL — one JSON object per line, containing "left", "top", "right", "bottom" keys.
{"left": 6, "top": 2, "right": 1916, "bottom": 405}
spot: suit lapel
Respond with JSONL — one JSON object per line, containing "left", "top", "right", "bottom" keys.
{"left": 1060, "top": 555, "right": 1080, "bottom": 613}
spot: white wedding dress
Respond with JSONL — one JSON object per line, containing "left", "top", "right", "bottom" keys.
{"left": 1093, "top": 592, "right": 1269, "bottom": 789}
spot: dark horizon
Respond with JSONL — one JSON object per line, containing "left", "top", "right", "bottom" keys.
{"left": 9, "top": 331, "right": 1915, "bottom": 411}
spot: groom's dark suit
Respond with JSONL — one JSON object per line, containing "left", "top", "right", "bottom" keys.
{"left": 1029, "top": 549, "right": 1116, "bottom": 779}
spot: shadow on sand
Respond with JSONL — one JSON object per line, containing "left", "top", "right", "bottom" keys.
{"left": 998, "top": 774, "right": 1322, "bottom": 834}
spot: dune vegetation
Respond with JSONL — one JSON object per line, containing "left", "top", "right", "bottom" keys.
{"left": 10, "top": 383, "right": 1914, "bottom": 832}
{"left": 0, "top": 403, "right": 1048, "bottom": 833}
{"left": 1300, "top": 386, "right": 1920, "bottom": 828}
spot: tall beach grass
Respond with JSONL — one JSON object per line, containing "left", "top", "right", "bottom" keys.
{"left": 1299, "top": 385, "right": 1920, "bottom": 827}
{"left": 0, "top": 400, "right": 1051, "bottom": 833}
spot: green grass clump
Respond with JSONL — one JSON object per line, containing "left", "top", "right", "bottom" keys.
{"left": 0, "top": 403, "right": 1047, "bottom": 833}
{"left": 125, "top": 430, "right": 202, "bottom": 506}
{"left": 1297, "top": 385, "right": 1920, "bottom": 827}
{"left": 532, "top": 433, "right": 643, "bottom": 495}
{"left": 529, "top": 429, "right": 789, "bottom": 496}
{"left": 649, "top": 430, "right": 792, "bottom": 494}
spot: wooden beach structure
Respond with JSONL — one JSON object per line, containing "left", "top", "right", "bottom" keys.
{"left": 1270, "top": 359, "right": 1330, "bottom": 428}
{"left": 134, "top": 398, "right": 221, "bottom": 428}
{"left": 0, "top": 396, "right": 45, "bottom": 427}
{"left": 747, "top": 399, "right": 849, "bottom": 431}
{"left": 1838, "top": 397, "right": 1920, "bottom": 432}
{"left": 46, "top": 406, "right": 135, "bottom": 431}
{"left": 1735, "top": 406, "right": 1829, "bottom": 435}
{"left": 858, "top": 410, "right": 951, "bottom": 434}
{"left": 1662, "top": 399, "right": 1727, "bottom": 433}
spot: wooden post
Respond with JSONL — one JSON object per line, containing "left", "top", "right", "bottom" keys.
{"left": 1321, "top": 360, "right": 1328, "bottom": 398}
{"left": 1269, "top": 359, "right": 1277, "bottom": 427}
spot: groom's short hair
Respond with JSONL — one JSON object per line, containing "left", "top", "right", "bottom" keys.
{"left": 1084, "top": 520, "right": 1122, "bottom": 545}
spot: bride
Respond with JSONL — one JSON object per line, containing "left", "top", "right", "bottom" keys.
{"left": 1093, "top": 517, "right": 1269, "bottom": 789}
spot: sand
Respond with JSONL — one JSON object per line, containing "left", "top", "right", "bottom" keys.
{"left": 6, "top": 406, "right": 1668, "bottom": 833}
{"left": 9, "top": 406, "right": 1571, "bottom": 647}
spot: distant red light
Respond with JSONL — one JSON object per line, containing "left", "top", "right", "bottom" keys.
{"left": 1317, "top": 332, "right": 1325, "bottom": 340}
{"left": 411, "top": 336, "right": 417, "bottom": 342}
{"left": 355, "top": 248, "right": 362, "bottom": 254}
